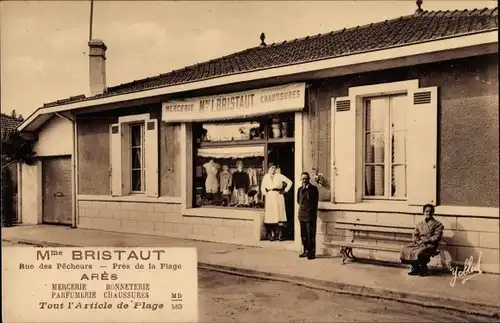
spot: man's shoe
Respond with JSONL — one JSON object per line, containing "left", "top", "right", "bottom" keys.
{"left": 307, "top": 254, "right": 315, "bottom": 260}
{"left": 408, "top": 265, "right": 420, "bottom": 276}
{"left": 419, "top": 265, "right": 429, "bottom": 276}
{"left": 299, "top": 253, "right": 308, "bottom": 258}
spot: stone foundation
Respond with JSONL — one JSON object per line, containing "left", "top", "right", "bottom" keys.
{"left": 317, "top": 209, "right": 500, "bottom": 274}
{"left": 78, "top": 200, "right": 257, "bottom": 246}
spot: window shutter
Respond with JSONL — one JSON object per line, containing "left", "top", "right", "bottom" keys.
{"left": 110, "top": 123, "right": 122, "bottom": 196}
{"left": 407, "top": 87, "right": 438, "bottom": 206}
{"left": 145, "top": 119, "right": 159, "bottom": 197}
{"left": 332, "top": 96, "right": 357, "bottom": 203}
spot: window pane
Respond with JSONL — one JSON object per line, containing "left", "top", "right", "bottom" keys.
{"left": 132, "top": 148, "right": 142, "bottom": 168}
{"left": 391, "top": 165, "right": 407, "bottom": 198}
{"left": 131, "top": 125, "right": 142, "bottom": 146}
{"left": 202, "top": 121, "right": 263, "bottom": 142}
{"left": 365, "top": 133, "right": 385, "bottom": 163}
{"left": 194, "top": 146, "right": 265, "bottom": 209}
{"left": 391, "top": 131, "right": 406, "bottom": 164}
{"left": 132, "top": 170, "right": 142, "bottom": 192}
{"left": 390, "top": 95, "right": 407, "bottom": 131}
{"left": 365, "top": 97, "right": 387, "bottom": 132}
{"left": 364, "top": 165, "right": 384, "bottom": 197}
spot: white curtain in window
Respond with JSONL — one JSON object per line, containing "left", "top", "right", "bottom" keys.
{"left": 374, "top": 136, "right": 384, "bottom": 196}
{"left": 365, "top": 142, "right": 374, "bottom": 195}
{"left": 365, "top": 98, "right": 386, "bottom": 197}
{"left": 197, "top": 145, "right": 265, "bottom": 159}
{"left": 391, "top": 95, "right": 407, "bottom": 198}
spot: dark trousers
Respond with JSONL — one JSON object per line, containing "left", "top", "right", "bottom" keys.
{"left": 413, "top": 254, "right": 431, "bottom": 267}
{"left": 300, "top": 220, "right": 316, "bottom": 256}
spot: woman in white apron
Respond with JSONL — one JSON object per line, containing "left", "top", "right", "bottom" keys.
{"left": 261, "top": 164, "right": 293, "bottom": 241}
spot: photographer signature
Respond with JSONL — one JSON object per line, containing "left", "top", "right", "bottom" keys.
{"left": 449, "top": 252, "right": 483, "bottom": 287}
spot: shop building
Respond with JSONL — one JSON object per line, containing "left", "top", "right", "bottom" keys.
{"left": 17, "top": 8, "right": 499, "bottom": 272}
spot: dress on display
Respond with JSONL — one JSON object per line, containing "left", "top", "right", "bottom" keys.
{"left": 203, "top": 160, "right": 220, "bottom": 194}
{"left": 232, "top": 169, "right": 250, "bottom": 205}
{"left": 219, "top": 166, "right": 232, "bottom": 195}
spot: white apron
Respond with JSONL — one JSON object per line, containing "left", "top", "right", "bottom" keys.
{"left": 261, "top": 173, "right": 293, "bottom": 224}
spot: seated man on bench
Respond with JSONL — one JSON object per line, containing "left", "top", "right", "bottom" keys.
{"left": 400, "top": 204, "right": 444, "bottom": 276}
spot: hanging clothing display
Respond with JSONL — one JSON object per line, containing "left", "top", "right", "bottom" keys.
{"left": 232, "top": 170, "right": 250, "bottom": 191}
{"left": 248, "top": 168, "right": 258, "bottom": 186}
{"left": 219, "top": 166, "right": 232, "bottom": 195}
{"left": 247, "top": 167, "right": 261, "bottom": 204}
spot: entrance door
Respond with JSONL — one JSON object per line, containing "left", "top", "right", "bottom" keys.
{"left": 42, "top": 156, "right": 72, "bottom": 225}
{"left": 268, "top": 142, "right": 295, "bottom": 240}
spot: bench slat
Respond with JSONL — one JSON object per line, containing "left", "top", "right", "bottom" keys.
{"left": 336, "top": 220, "right": 414, "bottom": 230}
{"left": 324, "top": 241, "right": 444, "bottom": 253}
{"left": 324, "top": 241, "right": 400, "bottom": 252}
{"left": 335, "top": 224, "right": 414, "bottom": 234}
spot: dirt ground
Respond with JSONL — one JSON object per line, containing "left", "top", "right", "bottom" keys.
{"left": 198, "top": 269, "right": 496, "bottom": 323}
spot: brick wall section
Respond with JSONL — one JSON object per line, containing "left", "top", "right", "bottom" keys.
{"left": 78, "top": 201, "right": 256, "bottom": 246}
{"left": 318, "top": 210, "right": 500, "bottom": 274}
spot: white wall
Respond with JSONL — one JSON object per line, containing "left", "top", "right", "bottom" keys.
{"left": 34, "top": 116, "right": 73, "bottom": 157}
{"left": 20, "top": 115, "right": 74, "bottom": 224}
{"left": 20, "top": 162, "right": 42, "bottom": 224}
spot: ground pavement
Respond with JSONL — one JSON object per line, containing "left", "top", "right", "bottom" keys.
{"left": 2, "top": 225, "right": 499, "bottom": 318}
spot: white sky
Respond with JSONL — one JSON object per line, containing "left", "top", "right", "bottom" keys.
{"left": 0, "top": 0, "right": 496, "bottom": 118}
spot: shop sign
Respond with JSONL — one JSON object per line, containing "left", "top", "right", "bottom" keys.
{"left": 162, "top": 83, "right": 306, "bottom": 123}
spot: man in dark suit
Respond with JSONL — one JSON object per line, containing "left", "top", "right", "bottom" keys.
{"left": 297, "top": 172, "right": 319, "bottom": 260}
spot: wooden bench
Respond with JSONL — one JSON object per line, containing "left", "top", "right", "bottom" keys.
{"left": 324, "top": 220, "right": 443, "bottom": 265}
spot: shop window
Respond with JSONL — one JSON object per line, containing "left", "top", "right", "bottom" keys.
{"left": 363, "top": 95, "right": 407, "bottom": 200}
{"left": 193, "top": 114, "right": 295, "bottom": 209}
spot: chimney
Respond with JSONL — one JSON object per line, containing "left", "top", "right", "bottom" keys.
{"left": 259, "top": 33, "right": 266, "bottom": 48}
{"left": 88, "top": 39, "right": 107, "bottom": 96}
{"left": 415, "top": 0, "right": 424, "bottom": 14}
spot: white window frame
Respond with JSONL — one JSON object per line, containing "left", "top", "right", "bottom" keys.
{"left": 110, "top": 113, "right": 159, "bottom": 197}
{"left": 331, "top": 80, "right": 421, "bottom": 205}
{"left": 362, "top": 94, "right": 408, "bottom": 201}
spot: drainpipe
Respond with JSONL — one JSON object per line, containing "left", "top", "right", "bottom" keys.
{"left": 17, "top": 162, "right": 22, "bottom": 224}
{"left": 55, "top": 112, "right": 77, "bottom": 229}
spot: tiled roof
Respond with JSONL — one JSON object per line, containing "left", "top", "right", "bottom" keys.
{"left": 1, "top": 114, "right": 23, "bottom": 135}
{"left": 43, "top": 7, "right": 498, "bottom": 108}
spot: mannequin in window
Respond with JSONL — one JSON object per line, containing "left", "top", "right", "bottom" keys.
{"left": 219, "top": 165, "right": 232, "bottom": 206}
{"left": 261, "top": 163, "right": 293, "bottom": 241}
{"left": 232, "top": 160, "right": 249, "bottom": 206}
{"left": 203, "top": 159, "right": 220, "bottom": 200}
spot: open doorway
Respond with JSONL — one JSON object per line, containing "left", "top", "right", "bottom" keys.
{"left": 267, "top": 142, "right": 295, "bottom": 241}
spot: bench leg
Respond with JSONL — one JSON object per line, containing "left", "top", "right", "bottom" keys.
{"left": 340, "top": 247, "right": 355, "bottom": 264}
{"left": 347, "top": 248, "right": 356, "bottom": 260}
{"left": 340, "top": 247, "right": 348, "bottom": 264}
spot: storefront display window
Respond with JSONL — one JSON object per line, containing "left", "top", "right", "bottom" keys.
{"left": 193, "top": 114, "right": 295, "bottom": 209}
